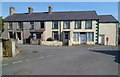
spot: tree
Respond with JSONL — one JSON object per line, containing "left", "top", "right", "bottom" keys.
{"left": 0, "top": 16, "right": 5, "bottom": 32}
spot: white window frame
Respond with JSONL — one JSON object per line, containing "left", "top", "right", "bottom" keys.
{"left": 52, "top": 21, "right": 58, "bottom": 29}
{"left": 9, "top": 22, "right": 13, "bottom": 29}
{"left": 63, "top": 21, "right": 70, "bottom": 29}
{"left": 73, "top": 32, "right": 79, "bottom": 41}
{"left": 85, "top": 20, "right": 92, "bottom": 29}
{"left": 30, "top": 22, "right": 35, "bottom": 29}
{"left": 75, "top": 21, "right": 81, "bottom": 29}
{"left": 87, "top": 32, "right": 94, "bottom": 41}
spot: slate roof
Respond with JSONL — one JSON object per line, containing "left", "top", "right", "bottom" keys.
{"left": 5, "top": 11, "right": 118, "bottom": 23}
{"left": 98, "top": 15, "right": 118, "bottom": 23}
{"left": 5, "top": 11, "right": 99, "bottom": 21}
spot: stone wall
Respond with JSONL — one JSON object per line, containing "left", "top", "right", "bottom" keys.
{"left": 3, "top": 39, "right": 18, "bottom": 57}
{"left": 41, "top": 41, "right": 63, "bottom": 46}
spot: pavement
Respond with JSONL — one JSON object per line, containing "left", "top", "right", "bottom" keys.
{"left": 1, "top": 45, "right": 119, "bottom": 75}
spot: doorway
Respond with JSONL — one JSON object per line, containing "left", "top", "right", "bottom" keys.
{"left": 64, "top": 31, "right": 69, "bottom": 45}
{"left": 98, "top": 35, "right": 104, "bottom": 45}
{"left": 80, "top": 32, "right": 87, "bottom": 44}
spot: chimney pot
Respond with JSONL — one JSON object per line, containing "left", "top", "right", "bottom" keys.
{"left": 10, "top": 7, "right": 15, "bottom": 15}
{"left": 28, "top": 6, "right": 33, "bottom": 14}
{"left": 48, "top": 6, "right": 52, "bottom": 14}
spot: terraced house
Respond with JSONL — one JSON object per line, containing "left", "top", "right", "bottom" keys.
{"left": 2, "top": 6, "right": 119, "bottom": 46}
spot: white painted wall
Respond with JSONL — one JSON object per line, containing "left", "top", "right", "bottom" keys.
{"left": 45, "top": 20, "right": 98, "bottom": 45}
{"left": 99, "top": 23, "right": 118, "bottom": 46}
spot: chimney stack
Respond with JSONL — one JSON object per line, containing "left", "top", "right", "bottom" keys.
{"left": 48, "top": 6, "right": 52, "bottom": 14}
{"left": 28, "top": 6, "right": 33, "bottom": 14}
{"left": 10, "top": 7, "right": 15, "bottom": 15}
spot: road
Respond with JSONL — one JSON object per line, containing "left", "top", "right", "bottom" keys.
{"left": 2, "top": 45, "right": 119, "bottom": 75}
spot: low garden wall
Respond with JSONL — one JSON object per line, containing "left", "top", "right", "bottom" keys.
{"left": 3, "top": 39, "right": 19, "bottom": 57}
{"left": 41, "top": 41, "right": 63, "bottom": 46}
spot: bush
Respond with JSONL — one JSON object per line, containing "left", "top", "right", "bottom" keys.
{"left": 46, "top": 37, "right": 53, "bottom": 41}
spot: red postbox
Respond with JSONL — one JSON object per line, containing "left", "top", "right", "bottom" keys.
{"left": 106, "top": 37, "right": 109, "bottom": 41}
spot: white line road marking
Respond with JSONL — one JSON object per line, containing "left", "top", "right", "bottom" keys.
{"left": 26, "top": 59, "right": 30, "bottom": 62}
{"left": 46, "top": 55, "right": 52, "bottom": 57}
{"left": 2, "top": 63, "right": 8, "bottom": 66}
{"left": 12, "top": 61, "right": 23, "bottom": 64}
{"left": 39, "top": 56, "right": 44, "bottom": 58}
{"left": 17, "top": 61, "right": 23, "bottom": 62}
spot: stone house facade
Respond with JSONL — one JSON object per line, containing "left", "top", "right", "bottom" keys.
{"left": 2, "top": 6, "right": 119, "bottom": 46}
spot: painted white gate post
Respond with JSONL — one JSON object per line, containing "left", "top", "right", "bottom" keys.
{"left": 11, "top": 39, "right": 16, "bottom": 57}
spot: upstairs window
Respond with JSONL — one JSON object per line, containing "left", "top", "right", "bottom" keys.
{"left": 52, "top": 31, "right": 59, "bottom": 40}
{"left": 63, "top": 21, "right": 70, "bottom": 29}
{"left": 9, "top": 22, "right": 13, "bottom": 29}
{"left": 52, "top": 21, "right": 58, "bottom": 29}
{"left": 75, "top": 21, "right": 81, "bottom": 29}
{"left": 30, "top": 22, "right": 34, "bottom": 29}
{"left": 41, "top": 21, "right": 44, "bottom": 29}
{"left": 18, "top": 22, "right": 23, "bottom": 29}
{"left": 85, "top": 20, "right": 92, "bottom": 29}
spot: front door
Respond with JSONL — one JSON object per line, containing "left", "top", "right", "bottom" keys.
{"left": 64, "top": 32, "right": 69, "bottom": 45}
{"left": 98, "top": 35, "right": 104, "bottom": 45}
{"left": 80, "top": 32, "right": 87, "bottom": 44}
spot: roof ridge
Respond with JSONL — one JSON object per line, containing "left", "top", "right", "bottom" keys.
{"left": 98, "top": 15, "right": 113, "bottom": 16}
{"left": 13, "top": 10, "right": 96, "bottom": 15}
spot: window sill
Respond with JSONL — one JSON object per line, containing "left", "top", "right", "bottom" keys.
{"left": 63, "top": 28, "right": 70, "bottom": 29}
{"left": 52, "top": 28, "right": 58, "bottom": 29}
{"left": 74, "top": 28, "right": 81, "bottom": 29}
{"left": 85, "top": 28, "right": 92, "bottom": 29}
{"left": 87, "top": 41, "right": 94, "bottom": 42}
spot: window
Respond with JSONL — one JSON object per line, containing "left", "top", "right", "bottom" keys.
{"left": 9, "top": 32, "right": 13, "bottom": 38}
{"left": 36, "top": 34, "right": 41, "bottom": 39}
{"left": 18, "top": 22, "right": 23, "bottom": 29}
{"left": 17, "top": 32, "right": 21, "bottom": 40}
{"left": 30, "top": 22, "right": 34, "bottom": 29}
{"left": 85, "top": 20, "right": 92, "bottom": 29}
{"left": 9, "top": 22, "right": 13, "bottom": 29}
{"left": 63, "top": 21, "right": 70, "bottom": 29}
{"left": 73, "top": 32, "right": 79, "bottom": 41}
{"left": 52, "top": 21, "right": 58, "bottom": 29}
{"left": 87, "top": 32, "right": 94, "bottom": 41}
{"left": 41, "top": 21, "right": 44, "bottom": 29}
{"left": 52, "top": 31, "right": 58, "bottom": 40}
{"left": 75, "top": 21, "right": 81, "bottom": 29}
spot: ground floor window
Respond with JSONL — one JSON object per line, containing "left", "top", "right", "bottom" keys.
{"left": 52, "top": 31, "right": 59, "bottom": 40}
{"left": 87, "top": 32, "right": 94, "bottom": 41}
{"left": 17, "top": 32, "right": 21, "bottom": 40}
{"left": 73, "top": 32, "right": 79, "bottom": 41}
{"left": 36, "top": 33, "right": 41, "bottom": 39}
{"left": 9, "top": 32, "right": 13, "bottom": 38}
